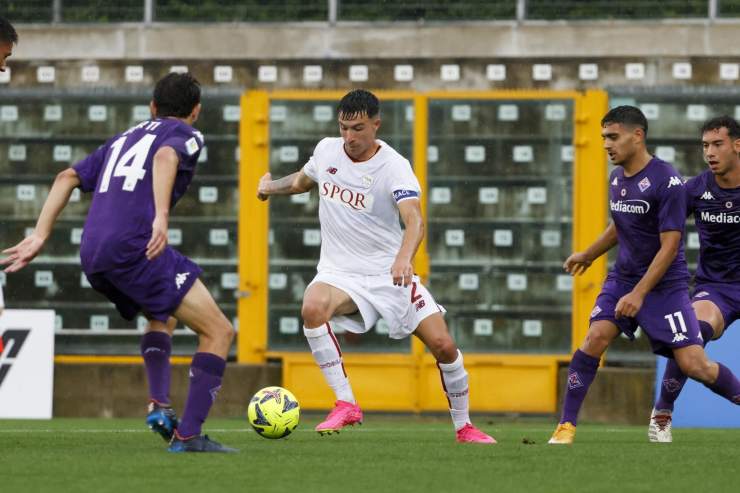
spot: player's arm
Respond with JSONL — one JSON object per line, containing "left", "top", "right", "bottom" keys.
{"left": 1, "top": 168, "right": 80, "bottom": 272}
{"left": 615, "top": 230, "right": 681, "bottom": 318}
{"left": 393, "top": 199, "right": 424, "bottom": 287}
{"left": 256, "top": 170, "right": 316, "bottom": 201}
{"left": 563, "top": 222, "right": 618, "bottom": 276}
{"left": 146, "top": 146, "right": 179, "bottom": 260}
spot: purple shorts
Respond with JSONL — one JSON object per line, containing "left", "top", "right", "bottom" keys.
{"left": 590, "top": 277, "right": 702, "bottom": 357}
{"left": 692, "top": 282, "right": 740, "bottom": 330}
{"left": 83, "top": 247, "right": 202, "bottom": 322}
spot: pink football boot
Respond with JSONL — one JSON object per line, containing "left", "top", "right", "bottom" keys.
{"left": 456, "top": 423, "right": 497, "bottom": 444}
{"left": 315, "top": 400, "right": 363, "bottom": 435}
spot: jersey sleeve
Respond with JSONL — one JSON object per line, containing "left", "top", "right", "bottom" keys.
{"left": 72, "top": 141, "right": 110, "bottom": 193}
{"left": 657, "top": 174, "right": 688, "bottom": 233}
{"left": 684, "top": 175, "right": 701, "bottom": 218}
{"left": 390, "top": 159, "right": 421, "bottom": 204}
{"left": 160, "top": 127, "right": 203, "bottom": 172}
{"left": 302, "top": 139, "right": 327, "bottom": 182}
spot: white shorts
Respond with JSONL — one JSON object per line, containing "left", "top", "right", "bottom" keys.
{"left": 308, "top": 272, "right": 446, "bottom": 339}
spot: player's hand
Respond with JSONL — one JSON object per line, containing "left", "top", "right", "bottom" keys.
{"left": 615, "top": 290, "right": 645, "bottom": 319}
{"left": 563, "top": 251, "right": 592, "bottom": 276}
{"left": 391, "top": 257, "right": 413, "bottom": 287}
{"left": 257, "top": 172, "right": 272, "bottom": 201}
{"left": 146, "top": 214, "right": 168, "bottom": 260}
{"left": 1, "top": 233, "right": 45, "bottom": 273}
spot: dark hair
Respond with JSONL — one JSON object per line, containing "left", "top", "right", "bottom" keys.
{"left": 152, "top": 72, "right": 201, "bottom": 118}
{"left": 601, "top": 105, "right": 648, "bottom": 135}
{"left": 337, "top": 89, "right": 380, "bottom": 120}
{"left": 0, "top": 16, "right": 18, "bottom": 45}
{"left": 701, "top": 115, "right": 740, "bottom": 140}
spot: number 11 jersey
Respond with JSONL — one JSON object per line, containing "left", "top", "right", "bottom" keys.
{"left": 73, "top": 118, "right": 203, "bottom": 273}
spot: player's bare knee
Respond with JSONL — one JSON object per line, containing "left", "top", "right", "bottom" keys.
{"left": 429, "top": 336, "right": 457, "bottom": 363}
{"left": 581, "top": 331, "right": 609, "bottom": 357}
{"left": 301, "top": 300, "right": 330, "bottom": 328}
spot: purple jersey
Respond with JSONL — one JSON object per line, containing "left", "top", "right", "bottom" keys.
{"left": 686, "top": 170, "right": 740, "bottom": 284}
{"left": 609, "top": 157, "right": 689, "bottom": 288}
{"left": 73, "top": 118, "right": 203, "bottom": 272}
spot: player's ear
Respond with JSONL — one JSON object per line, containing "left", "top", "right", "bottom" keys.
{"left": 149, "top": 101, "right": 157, "bottom": 119}
{"left": 373, "top": 117, "right": 381, "bottom": 132}
{"left": 190, "top": 103, "right": 202, "bottom": 123}
{"left": 733, "top": 137, "right": 740, "bottom": 154}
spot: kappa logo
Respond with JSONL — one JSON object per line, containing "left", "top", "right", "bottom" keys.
{"left": 701, "top": 191, "right": 715, "bottom": 200}
{"left": 667, "top": 176, "right": 684, "bottom": 188}
{"left": 0, "top": 329, "right": 31, "bottom": 387}
{"left": 671, "top": 333, "right": 688, "bottom": 343}
{"left": 567, "top": 371, "right": 583, "bottom": 390}
{"left": 175, "top": 272, "right": 190, "bottom": 290}
{"left": 611, "top": 177, "right": 618, "bottom": 186}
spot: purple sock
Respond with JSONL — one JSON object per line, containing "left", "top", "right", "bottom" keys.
{"left": 177, "top": 352, "right": 226, "bottom": 439}
{"left": 704, "top": 363, "right": 740, "bottom": 405}
{"left": 656, "top": 321, "right": 715, "bottom": 411}
{"left": 560, "top": 349, "right": 600, "bottom": 426}
{"left": 140, "top": 331, "right": 172, "bottom": 406}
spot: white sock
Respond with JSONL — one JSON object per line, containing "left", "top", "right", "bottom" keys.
{"left": 438, "top": 350, "right": 470, "bottom": 431}
{"left": 304, "top": 324, "right": 355, "bottom": 404}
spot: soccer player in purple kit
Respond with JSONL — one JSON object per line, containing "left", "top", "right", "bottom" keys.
{"left": 649, "top": 116, "right": 740, "bottom": 442}
{"left": 548, "top": 106, "right": 740, "bottom": 444}
{"left": 1, "top": 73, "right": 236, "bottom": 453}
{"left": 0, "top": 16, "right": 18, "bottom": 320}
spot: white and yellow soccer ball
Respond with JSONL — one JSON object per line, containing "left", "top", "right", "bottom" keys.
{"left": 247, "top": 386, "right": 300, "bottom": 439}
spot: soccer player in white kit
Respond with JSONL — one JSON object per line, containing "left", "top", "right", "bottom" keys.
{"left": 257, "top": 90, "right": 495, "bottom": 444}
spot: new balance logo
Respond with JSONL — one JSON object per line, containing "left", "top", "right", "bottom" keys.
{"left": 667, "top": 176, "right": 683, "bottom": 188}
{"left": 175, "top": 272, "right": 190, "bottom": 290}
{"left": 0, "top": 329, "right": 30, "bottom": 387}
{"left": 701, "top": 191, "right": 715, "bottom": 200}
{"left": 671, "top": 333, "right": 688, "bottom": 343}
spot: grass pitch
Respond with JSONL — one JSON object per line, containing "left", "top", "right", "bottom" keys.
{"left": 1, "top": 416, "right": 738, "bottom": 493}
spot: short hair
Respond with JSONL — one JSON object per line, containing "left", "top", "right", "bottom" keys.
{"left": 601, "top": 105, "right": 648, "bottom": 135}
{"left": 0, "top": 16, "right": 18, "bottom": 45}
{"left": 337, "top": 89, "right": 380, "bottom": 120}
{"left": 700, "top": 115, "right": 740, "bottom": 140}
{"left": 152, "top": 72, "right": 201, "bottom": 118}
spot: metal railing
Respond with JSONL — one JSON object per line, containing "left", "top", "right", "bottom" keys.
{"left": 2, "top": 0, "right": 739, "bottom": 23}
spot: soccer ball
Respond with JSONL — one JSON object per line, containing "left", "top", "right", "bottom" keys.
{"left": 247, "top": 386, "right": 300, "bottom": 439}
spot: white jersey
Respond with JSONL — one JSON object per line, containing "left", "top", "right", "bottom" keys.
{"left": 303, "top": 137, "right": 421, "bottom": 275}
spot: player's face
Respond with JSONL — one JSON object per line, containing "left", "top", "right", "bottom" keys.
{"left": 601, "top": 123, "right": 641, "bottom": 166}
{"left": 702, "top": 127, "right": 740, "bottom": 176}
{"left": 339, "top": 112, "right": 380, "bottom": 160}
{"left": 0, "top": 42, "right": 13, "bottom": 72}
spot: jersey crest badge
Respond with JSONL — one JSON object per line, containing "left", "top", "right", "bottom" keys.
{"left": 362, "top": 175, "right": 374, "bottom": 188}
{"left": 185, "top": 137, "right": 199, "bottom": 156}
{"left": 638, "top": 177, "right": 651, "bottom": 192}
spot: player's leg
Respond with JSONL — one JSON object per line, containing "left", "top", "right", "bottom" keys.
{"left": 302, "top": 282, "right": 363, "bottom": 434}
{"left": 652, "top": 300, "right": 723, "bottom": 431}
{"left": 672, "top": 344, "right": 740, "bottom": 405}
{"left": 142, "top": 316, "right": 179, "bottom": 441}
{"left": 168, "top": 278, "right": 236, "bottom": 452}
{"left": 413, "top": 312, "right": 495, "bottom": 444}
{"left": 549, "top": 320, "right": 619, "bottom": 444}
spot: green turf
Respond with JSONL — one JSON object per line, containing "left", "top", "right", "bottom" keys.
{"left": 0, "top": 417, "right": 738, "bottom": 493}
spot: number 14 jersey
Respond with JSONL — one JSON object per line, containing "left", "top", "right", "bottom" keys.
{"left": 73, "top": 118, "right": 203, "bottom": 272}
